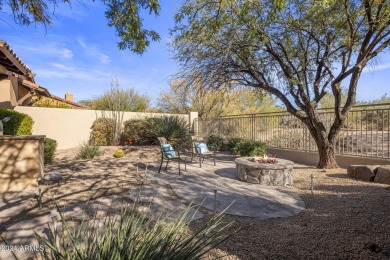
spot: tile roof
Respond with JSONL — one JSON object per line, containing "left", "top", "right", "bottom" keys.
{"left": 0, "top": 40, "right": 89, "bottom": 109}
{"left": 20, "top": 79, "right": 51, "bottom": 96}
{"left": 51, "top": 95, "right": 90, "bottom": 109}
{"left": 0, "top": 40, "right": 34, "bottom": 81}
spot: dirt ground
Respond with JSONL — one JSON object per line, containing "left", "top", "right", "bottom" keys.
{"left": 1, "top": 145, "right": 390, "bottom": 259}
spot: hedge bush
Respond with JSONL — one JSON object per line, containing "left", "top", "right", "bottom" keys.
{"left": 228, "top": 137, "right": 245, "bottom": 155}
{"left": 228, "top": 138, "right": 266, "bottom": 156}
{"left": 44, "top": 138, "right": 57, "bottom": 164}
{"left": 206, "top": 135, "right": 224, "bottom": 151}
{"left": 0, "top": 109, "right": 34, "bottom": 135}
{"left": 122, "top": 119, "right": 151, "bottom": 145}
{"left": 89, "top": 118, "right": 114, "bottom": 146}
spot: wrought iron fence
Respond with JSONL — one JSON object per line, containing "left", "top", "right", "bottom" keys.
{"left": 196, "top": 103, "right": 390, "bottom": 159}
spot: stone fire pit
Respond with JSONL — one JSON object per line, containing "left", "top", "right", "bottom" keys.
{"left": 235, "top": 157, "right": 294, "bottom": 186}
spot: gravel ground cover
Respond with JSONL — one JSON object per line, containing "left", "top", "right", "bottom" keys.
{"left": 203, "top": 165, "right": 390, "bottom": 259}
{"left": 1, "top": 146, "right": 389, "bottom": 259}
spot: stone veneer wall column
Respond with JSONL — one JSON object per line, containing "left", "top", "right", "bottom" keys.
{"left": 0, "top": 135, "right": 45, "bottom": 193}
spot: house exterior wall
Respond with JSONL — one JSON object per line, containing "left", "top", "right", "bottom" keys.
{"left": 10, "top": 76, "right": 19, "bottom": 105}
{"left": 0, "top": 79, "right": 13, "bottom": 108}
{"left": 14, "top": 106, "right": 190, "bottom": 149}
{"left": 0, "top": 76, "right": 34, "bottom": 108}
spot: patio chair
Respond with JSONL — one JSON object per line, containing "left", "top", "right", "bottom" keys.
{"left": 157, "top": 137, "right": 187, "bottom": 175}
{"left": 191, "top": 136, "right": 216, "bottom": 168}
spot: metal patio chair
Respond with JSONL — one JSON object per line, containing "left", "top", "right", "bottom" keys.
{"left": 191, "top": 136, "right": 216, "bottom": 168}
{"left": 157, "top": 137, "right": 187, "bottom": 175}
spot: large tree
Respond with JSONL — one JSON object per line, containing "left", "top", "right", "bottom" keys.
{"left": 2, "top": 0, "right": 160, "bottom": 54}
{"left": 172, "top": 0, "right": 390, "bottom": 168}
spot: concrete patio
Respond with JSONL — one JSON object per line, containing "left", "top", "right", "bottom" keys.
{"left": 147, "top": 158, "right": 305, "bottom": 219}
{"left": 0, "top": 152, "right": 305, "bottom": 259}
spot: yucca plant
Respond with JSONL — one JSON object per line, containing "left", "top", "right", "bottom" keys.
{"left": 146, "top": 116, "right": 192, "bottom": 148}
{"left": 34, "top": 198, "right": 236, "bottom": 260}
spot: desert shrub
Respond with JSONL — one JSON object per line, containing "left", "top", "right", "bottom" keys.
{"left": 114, "top": 148, "right": 125, "bottom": 158}
{"left": 206, "top": 134, "right": 223, "bottom": 151}
{"left": 228, "top": 137, "right": 245, "bottom": 155}
{"left": 241, "top": 140, "right": 266, "bottom": 156}
{"left": 33, "top": 96, "right": 72, "bottom": 109}
{"left": 146, "top": 116, "right": 192, "bottom": 148}
{"left": 78, "top": 142, "right": 100, "bottom": 159}
{"left": 0, "top": 109, "right": 34, "bottom": 135}
{"left": 231, "top": 139, "right": 266, "bottom": 156}
{"left": 122, "top": 119, "right": 151, "bottom": 145}
{"left": 44, "top": 138, "right": 57, "bottom": 164}
{"left": 36, "top": 199, "right": 235, "bottom": 259}
{"left": 89, "top": 118, "right": 114, "bottom": 146}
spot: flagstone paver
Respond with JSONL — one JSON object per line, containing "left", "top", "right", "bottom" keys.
{"left": 148, "top": 160, "right": 305, "bottom": 219}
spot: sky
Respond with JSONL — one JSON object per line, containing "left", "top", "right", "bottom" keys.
{"left": 0, "top": 1, "right": 389, "bottom": 106}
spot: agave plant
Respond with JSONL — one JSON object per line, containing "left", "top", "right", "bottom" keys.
{"left": 146, "top": 116, "right": 192, "bottom": 148}
{"left": 34, "top": 198, "right": 236, "bottom": 260}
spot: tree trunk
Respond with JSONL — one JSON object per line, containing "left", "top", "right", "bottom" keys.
{"left": 316, "top": 139, "right": 338, "bottom": 169}
{"left": 303, "top": 118, "right": 340, "bottom": 169}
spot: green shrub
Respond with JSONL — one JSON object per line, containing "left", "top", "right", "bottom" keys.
{"left": 206, "top": 134, "right": 223, "bottom": 151}
{"left": 114, "top": 148, "right": 125, "bottom": 158}
{"left": 0, "top": 109, "right": 34, "bottom": 135}
{"left": 229, "top": 139, "right": 266, "bottom": 156}
{"left": 146, "top": 116, "right": 192, "bottom": 148}
{"left": 122, "top": 119, "right": 151, "bottom": 145}
{"left": 228, "top": 137, "right": 245, "bottom": 155}
{"left": 44, "top": 138, "right": 57, "bottom": 164}
{"left": 89, "top": 118, "right": 114, "bottom": 146}
{"left": 239, "top": 140, "right": 267, "bottom": 156}
{"left": 78, "top": 142, "right": 100, "bottom": 159}
{"left": 35, "top": 198, "right": 235, "bottom": 259}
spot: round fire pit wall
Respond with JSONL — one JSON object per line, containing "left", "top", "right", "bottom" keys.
{"left": 234, "top": 157, "right": 294, "bottom": 186}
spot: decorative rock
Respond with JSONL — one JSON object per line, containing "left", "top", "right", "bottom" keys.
{"left": 39, "top": 171, "right": 62, "bottom": 185}
{"left": 347, "top": 165, "right": 377, "bottom": 182}
{"left": 43, "top": 172, "right": 62, "bottom": 182}
{"left": 235, "top": 157, "right": 294, "bottom": 186}
{"left": 375, "top": 166, "right": 390, "bottom": 185}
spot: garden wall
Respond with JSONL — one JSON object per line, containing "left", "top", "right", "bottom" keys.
{"left": 14, "top": 106, "right": 194, "bottom": 149}
{"left": 268, "top": 148, "right": 390, "bottom": 168}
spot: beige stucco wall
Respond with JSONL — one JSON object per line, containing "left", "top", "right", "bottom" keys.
{"left": 0, "top": 77, "right": 20, "bottom": 108}
{"left": 0, "top": 135, "right": 44, "bottom": 193}
{"left": 14, "top": 106, "right": 190, "bottom": 149}
{"left": 10, "top": 76, "right": 19, "bottom": 105}
{"left": 0, "top": 79, "right": 12, "bottom": 108}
